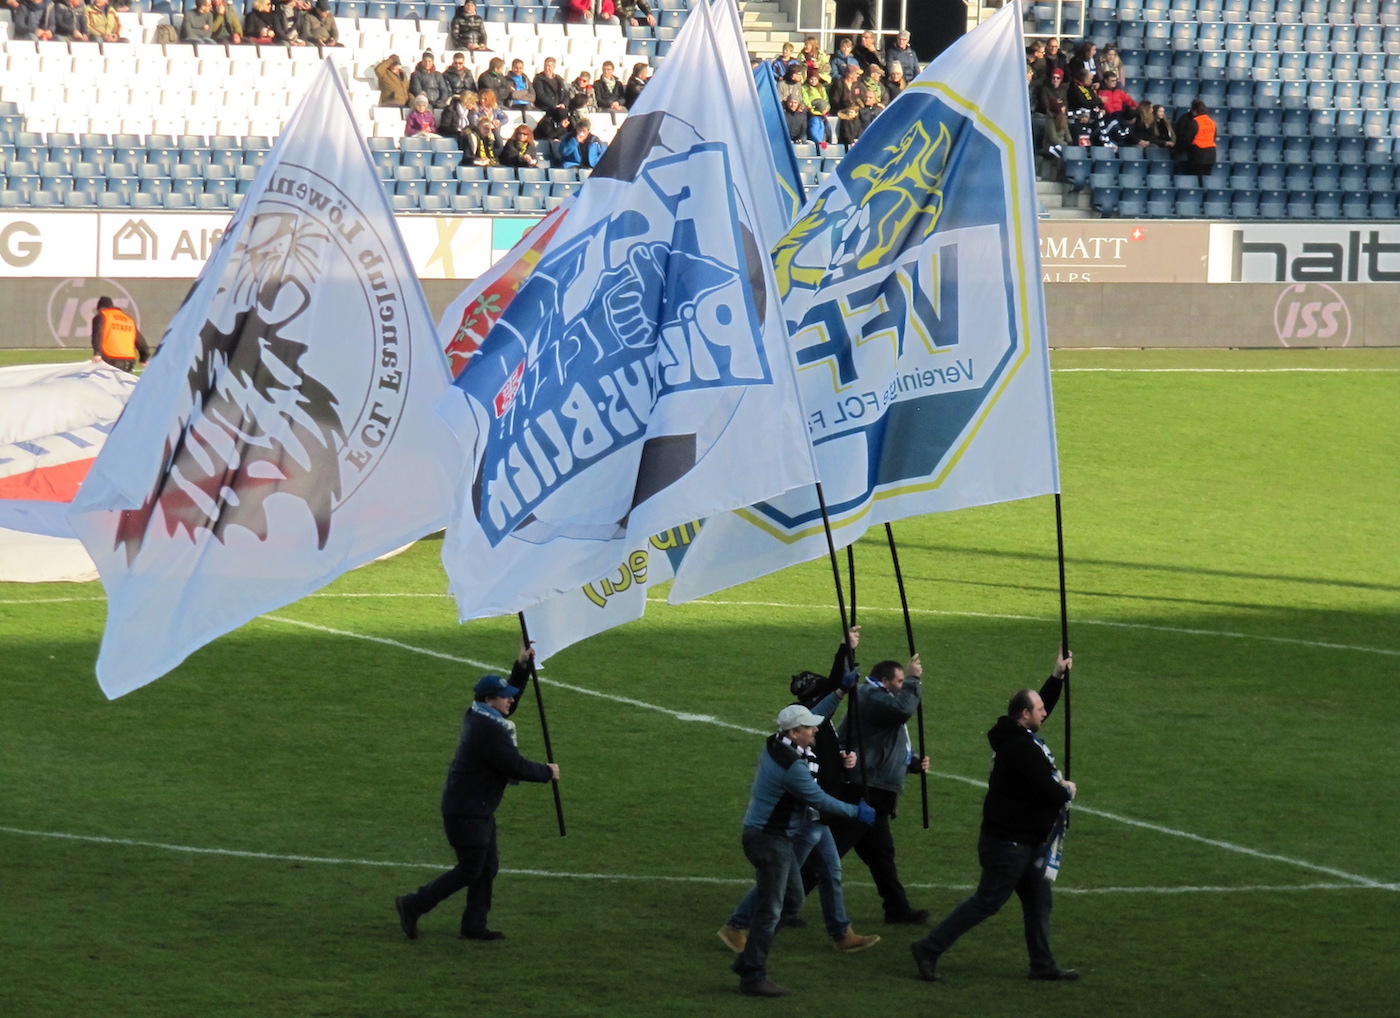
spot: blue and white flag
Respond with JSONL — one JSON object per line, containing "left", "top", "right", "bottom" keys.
{"left": 753, "top": 55, "right": 806, "bottom": 222}
{"left": 69, "top": 61, "right": 460, "bottom": 698}
{"left": 439, "top": 0, "right": 813, "bottom": 622}
{"left": 671, "top": 3, "right": 1060, "bottom": 602}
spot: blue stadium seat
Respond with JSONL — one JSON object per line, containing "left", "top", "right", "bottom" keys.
{"left": 1117, "top": 187, "right": 1148, "bottom": 217}
{"left": 31, "top": 190, "right": 62, "bottom": 208}
{"left": 1144, "top": 187, "right": 1175, "bottom": 217}
{"left": 390, "top": 194, "right": 415, "bottom": 211}
{"left": 1285, "top": 190, "right": 1314, "bottom": 216}
{"left": 1231, "top": 188, "right": 1261, "bottom": 218}
{"left": 482, "top": 194, "right": 513, "bottom": 213}
{"left": 1341, "top": 191, "right": 1371, "bottom": 218}
{"left": 63, "top": 190, "right": 97, "bottom": 209}
{"left": 1313, "top": 190, "right": 1343, "bottom": 218}
{"left": 131, "top": 193, "right": 160, "bottom": 210}
{"left": 456, "top": 179, "right": 488, "bottom": 200}
{"left": 1118, "top": 162, "right": 1148, "bottom": 188}
{"left": 1174, "top": 186, "right": 1204, "bottom": 217}
{"left": 451, "top": 192, "right": 484, "bottom": 212}
{"left": 1203, "top": 187, "right": 1233, "bottom": 217}
{"left": 1312, "top": 164, "right": 1342, "bottom": 190}
{"left": 487, "top": 180, "right": 520, "bottom": 198}
{"left": 197, "top": 192, "right": 231, "bottom": 210}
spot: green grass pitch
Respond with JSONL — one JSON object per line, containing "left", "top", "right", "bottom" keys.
{"left": 2, "top": 347, "right": 1396, "bottom": 1017}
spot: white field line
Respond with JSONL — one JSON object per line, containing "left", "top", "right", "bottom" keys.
{"left": 9, "top": 592, "right": 1396, "bottom": 659}
{"left": 262, "top": 615, "right": 1389, "bottom": 888}
{"left": 1, "top": 825, "right": 1393, "bottom": 896}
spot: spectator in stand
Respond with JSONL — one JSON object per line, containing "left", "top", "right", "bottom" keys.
{"left": 181, "top": 0, "right": 214, "bottom": 43}
{"left": 799, "top": 35, "right": 831, "bottom": 84}
{"left": 560, "top": 117, "right": 607, "bottom": 169}
{"left": 463, "top": 116, "right": 498, "bottom": 166}
{"left": 376, "top": 53, "right": 411, "bottom": 107}
{"left": 532, "top": 105, "right": 572, "bottom": 143}
{"left": 834, "top": 0, "right": 875, "bottom": 32}
{"left": 404, "top": 94, "right": 440, "bottom": 138}
{"left": 299, "top": 0, "right": 339, "bottom": 47}
{"left": 885, "top": 29, "right": 918, "bottom": 83}
{"left": 271, "top": 0, "right": 305, "bottom": 45}
{"left": 499, "top": 124, "right": 540, "bottom": 169}
{"left": 533, "top": 56, "right": 568, "bottom": 115}
{"left": 1065, "top": 66, "right": 1109, "bottom": 146}
{"left": 771, "top": 42, "right": 799, "bottom": 80}
{"left": 570, "top": 71, "right": 598, "bottom": 113}
{"left": 1044, "top": 37, "right": 1068, "bottom": 78}
{"left": 836, "top": 86, "right": 865, "bottom": 147}
{"left": 611, "top": 0, "right": 655, "bottom": 28}
{"left": 830, "top": 37, "right": 860, "bottom": 79}
{"left": 807, "top": 98, "right": 831, "bottom": 148}
{"left": 799, "top": 68, "right": 827, "bottom": 112}
{"left": 11, "top": 0, "right": 56, "bottom": 41}
{"left": 1067, "top": 41, "right": 1098, "bottom": 86}
{"left": 450, "top": 1, "right": 487, "bottom": 52}
{"left": 829, "top": 60, "right": 864, "bottom": 112}
{"left": 437, "top": 91, "right": 477, "bottom": 151}
{"left": 245, "top": 0, "right": 281, "bottom": 43}
{"left": 594, "top": 60, "right": 626, "bottom": 111}
{"left": 1043, "top": 101, "right": 1071, "bottom": 158}
{"left": 444, "top": 52, "right": 473, "bottom": 96}
{"left": 852, "top": 30, "right": 883, "bottom": 72}
{"left": 1175, "top": 99, "right": 1216, "bottom": 184}
{"left": 783, "top": 91, "right": 808, "bottom": 142}
{"left": 777, "top": 65, "right": 804, "bottom": 106}
{"left": 503, "top": 58, "right": 535, "bottom": 110}
{"left": 471, "top": 88, "right": 509, "bottom": 144}
{"left": 412, "top": 52, "right": 451, "bottom": 110}
{"left": 860, "top": 64, "right": 889, "bottom": 106}
{"left": 209, "top": 0, "right": 241, "bottom": 43}
{"left": 1026, "top": 40, "right": 1047, "bottom": 93}
{"left": 623, "top": 62, "right": 649, "bottom": 108}
{"left": 1096, "top": 71, "right": 1137, "bottom": 141}
{"left": 55, "top": 0, "right": 90, "bottom": 41}
{"left": 885, "top": 63, "right": 906, "bottom": 102}
{"left": 1097, "top": 43, "right": 1123, "bottom": 86}
{"left": 1037, "top": 65, "right": 1068, "bottom": 117}
{"left": 477, "top": 57, "right": 512, "bottom": 107}
{"left": 85, "top": 0, "right": 124, "bottom": 41}
{"left": 1149, "top": 104, "right": 1176, "bottom": 149}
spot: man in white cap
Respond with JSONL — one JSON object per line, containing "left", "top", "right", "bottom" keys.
{"left": 395, "top": 643, "right": 559, "bottom": 942}
{"left": 730, "top": 703, "right": 876, "bottom": 997}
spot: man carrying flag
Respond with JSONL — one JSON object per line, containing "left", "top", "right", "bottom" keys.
{"left": 910, "top": 650, "right": 1078, "bottom": 983}
{"left": 396, "top": 642, "right": 560, "bottom": 943}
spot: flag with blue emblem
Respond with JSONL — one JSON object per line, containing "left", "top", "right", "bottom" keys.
{"left": 438, "top": 0, "right": 813, "bottom": 622}
{"left": 671, "top": 3, "right": 1060, "bottom": 603}
{"left": 752, "top": 61, "right": 806, "bottom": 221}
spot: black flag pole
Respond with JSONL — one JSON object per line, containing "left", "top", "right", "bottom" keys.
{"left": 1054, "top": 493, "right": 1072, "bottom": 781}
{"left": 516, "top": 612, "right": 566, "bottom": 837}
{"left": 813, "top": 482, "right": 867, "bottom": 789}
{"left": 847, "top": 544, "right": 857, "bottom": 628}
{"left": 885, "top": 522, "right": 929, "bottom": 829}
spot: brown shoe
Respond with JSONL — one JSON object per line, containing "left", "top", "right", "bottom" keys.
{"left": 832, "top": 927, "right": 881, "bottom": 953}
{"left": 739, "top": 979, "right": 790, "bottom": 997}
{"left": 717, "top": 924, "right": 748, "bottom": 952}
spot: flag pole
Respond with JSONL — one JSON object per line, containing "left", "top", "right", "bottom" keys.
{"left": 885, "top": 522, "right": 929, "bottom": 829}
{"left": 846, "top": 544, "right": 857, "bottom": 628}
{"left": 814, "top": 482, "right": 867, "bottom": 789}
{"left": 1054, "top": 493, "right": 1071, "bottom": 781}
{"left": 516, "top": 612, "right": 566, "bottom": 837}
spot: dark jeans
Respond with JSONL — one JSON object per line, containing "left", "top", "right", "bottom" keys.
{"left": 917, "top": 834, "right": 1056, "bottom": 971}
{"left": 825, "top": 786, "right": 915, "bottom": 917}
{"left": 404, "top": 814, "right": 498, "bottom": 935}
{"left": 732, "top": 827, "right": 796, "bottom": 986}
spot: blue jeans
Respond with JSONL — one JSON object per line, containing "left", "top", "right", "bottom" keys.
{"left": 806, "top": 823, "right": 850, "bottom": 939}
{"left": 732, "top": 827, "right": 796, "bottom": 985}
{"left": 916, "top": 834, "right": 1056, "bottom": 972}
{"left": 728, "top": 821, "right": 822, "bottom": 931}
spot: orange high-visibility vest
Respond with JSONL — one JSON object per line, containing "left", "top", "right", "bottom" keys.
{"left": 1191, "top": 114, "right": 1216, "bottom": 149}
{"left": 98, "top": 307, "right": 138, "bottom": 360}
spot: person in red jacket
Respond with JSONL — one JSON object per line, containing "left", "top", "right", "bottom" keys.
{"left": 90, "top": 296, "right": 149, "bottom": 372}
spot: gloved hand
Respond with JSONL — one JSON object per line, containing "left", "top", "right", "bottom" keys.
{"left": 840, "top": 669, "right": 859, "bottom": 691}
{"left": 856, "top": 800, "right": 877, "bottom": 826}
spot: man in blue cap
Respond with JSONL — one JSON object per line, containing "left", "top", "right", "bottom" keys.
{"left": 395, "top": 644, "right": 559, "bottom": 941}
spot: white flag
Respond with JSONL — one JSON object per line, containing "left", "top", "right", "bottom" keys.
{"left": 438, "top": 0, "right": 815, "bottom": 621}
{"left": 671, "top": 3, "right": 1060, "bottom": 602}
{"left": 69, "top": 61, "right": 460, "bottom": 698}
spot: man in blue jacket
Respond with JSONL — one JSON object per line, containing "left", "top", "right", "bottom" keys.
{"left": 910, "top": 650, "right": 1078, "bottom": 983}
{"left": 395, "top": 647, "right": 559, "bottom": 942}
{"left": 731, "top": 704, "right": 875, "bottom": 997}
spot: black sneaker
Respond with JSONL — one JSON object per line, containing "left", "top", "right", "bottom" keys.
{"left": 1028, "top": 966, "right": 1079, "bottom": 981}
{"left": 460, "top": 928, "right": 507, "bottom": 941}
{"left": 910, "top": 942, "right": 943, "bottom": 982}
{"left": 884, "top": 908, "right": 930, "bottom": 925}
{"left": 394, "top": 895, "right": 418, "bottom": 941}
{"left": 738, "top": 979, "right": 791, "bottom": 997}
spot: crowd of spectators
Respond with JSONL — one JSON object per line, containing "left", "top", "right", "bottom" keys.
{"left": 1028, "top": 35, "right": 1217, "bottom": 184}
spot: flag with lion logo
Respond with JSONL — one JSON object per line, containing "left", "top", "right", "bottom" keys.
{"left": 69, "top": 61, "right": 460, "bottom": 699}
{"left": 671, "top": 2, "right": 1060, "bottom": 602}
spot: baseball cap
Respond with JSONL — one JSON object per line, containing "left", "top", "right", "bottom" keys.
{"left": 776, "top": 704, "right": 825, "bottom": 730}
{"left": 474, "top": 674, "right": 522, "bottom": 700}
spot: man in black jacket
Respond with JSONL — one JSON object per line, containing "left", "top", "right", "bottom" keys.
{"left": 910, "top": 650, "right": 1078, "bottom": 983}
{"left": 395, "top": 646, "right": 559, "bottom": 942}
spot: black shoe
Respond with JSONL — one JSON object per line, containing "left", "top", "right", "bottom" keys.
{"left": 910, "top": 942, "right": 943, "bottom": 982}
{"left": 1029, "top": 967, "right": 1079, "bottom": 981}
{"left": 778, "top": 917, "right": 807, "bottom": 929}
{"left": 738, "top": 979, "right": 791, "bottom": 998}
{"left": 394, "top": 895, "right": 418, "bottom": 941}
{"left": 460, "top": 928, "right": 506, "bottom": 941}
{"left": 884, "top": 909, "right": 930, "bottom": 925}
